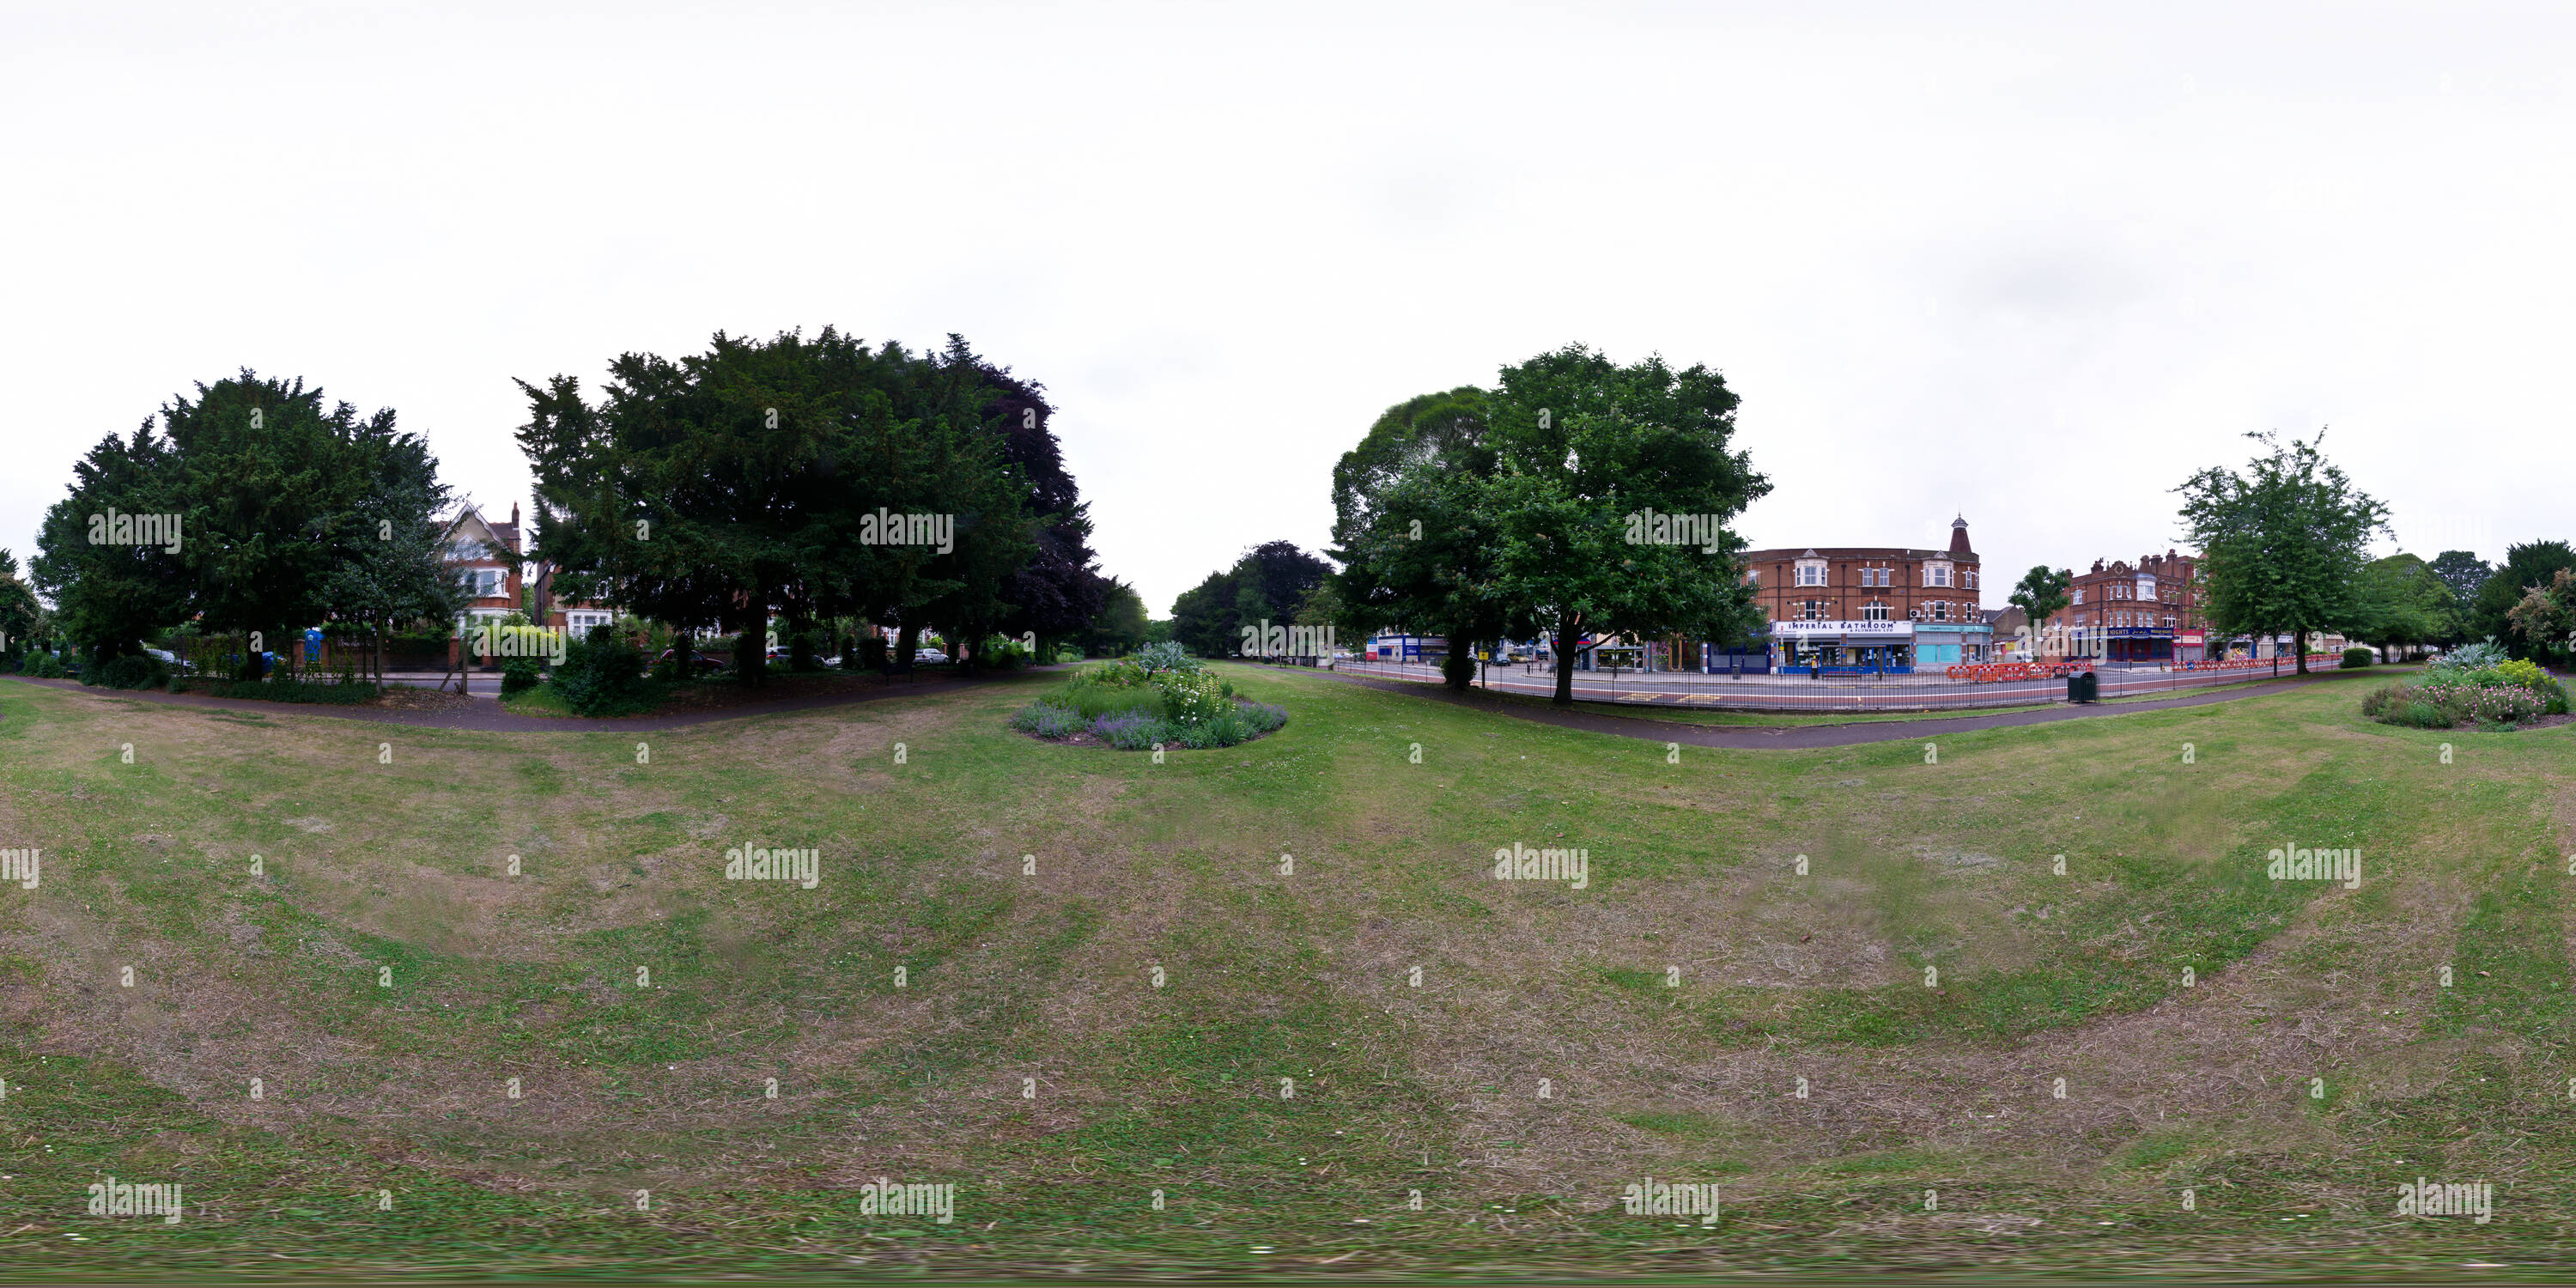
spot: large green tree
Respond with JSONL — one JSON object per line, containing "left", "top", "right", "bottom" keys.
{"left": 517, "top": 329, "right": 1045, "bottom": 686}
{"left": 2505, "top": 568, "right": 2576, "bottom": 666}
{"left": 2352, "top": 552, "right": 2457, "bottom": 661}
{"left": 2426, "top": 550, "right": 2492, "bottom": 608}
{"left": 2465, "top": 540, "right": 2575, "bottom": 659}
{"left": 1170, "top": 541, "right": 1333, "bottom": 659}
{"left": 1083, "top": 578, "right": 1149, "bottom": 656}
{"left": 1328, "top": 387, "right": 1524, "bottom": 689}
{"left": 34, "top": 372, "right": 450, "bottom": 677}
{"left": 2173, "top": 432, "right": 2389, "bottom": 675}
{"left": 2007, "top": 566, "right": 2074, "bottom": 654}
{"left": 0, "top": 550, "right": 45, "bottom": 658}
{"left": 1477, "top": 344, "right": 1771, "bottom": 705}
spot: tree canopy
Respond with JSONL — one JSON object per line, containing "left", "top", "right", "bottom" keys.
{"left": 2007, "top": 566, "right": 2073, "bottom": 653}
{"left": 1171, "top": 541, "right": 1334, "bottom": 659}
{"left": 2352, "top": 552, "right": 2458, "bottom": 659}
{"left": 516, "top": 329, "right": 1101, "bottom": 683}
{"left": 33, "top": 370, "right": 459, "bottom": 674}
{"left": 2465, "top": 540, "right": 2574, "bottom": 660}
{"left": 2172, "top": 431, "right": 2389, "bottom": 674}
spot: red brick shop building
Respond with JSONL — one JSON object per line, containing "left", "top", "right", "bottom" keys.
{"left": 1737, "top": 518, "right": 1991, "bottom": 671}
{"left": 2042, "top": 550, "right": 2207, "bottom": 664}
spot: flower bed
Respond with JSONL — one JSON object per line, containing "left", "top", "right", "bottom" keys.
{"left": 2360, "top": 647, "right": 2567, "bottom": 730}
{"left": 1010, "top": 648, "right": 1288, "bottom": 750}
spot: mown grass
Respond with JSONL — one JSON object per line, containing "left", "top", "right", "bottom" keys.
{"left": 0, "top": 667, "right": 2569, "bottom": 1277}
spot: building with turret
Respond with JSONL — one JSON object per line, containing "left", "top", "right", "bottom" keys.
{"left": 1734, "top": 517, "right": 1991, "bottom": 672}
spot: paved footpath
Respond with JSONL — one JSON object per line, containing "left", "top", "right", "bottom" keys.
{"left": 0, "top": 672, "right": 1004, "bottom": 733}
{"left": 1305, "top": 666, "right": 2375, "bottom": 750}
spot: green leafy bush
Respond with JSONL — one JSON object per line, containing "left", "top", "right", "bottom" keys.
{"left": 2431, "top": 638, "right": 2509, "bottom": 672}
{"left": 1010, "top": 702, "right": 1091, "bottom": 738}
{"left": 1133, "top": 641, "right": 1200, "bottom": 675}
{"left": 88, "top": 653, "right": 169, "bottom": 690}
{"left": 1153, "top": 669, "right": 1230, "bottom": 724}
{"left": 979, "top": 637, "right": 1030, "bottom": 671}
{"left": 194, "top": 677, "right": 378, "bottom": 704}
{"left": 550, "top": 627, "right": 663, "bottom": 716}
{"left": 2339, "top": 647, "right": 2373, "bottom": 669}
{"left": 500, "top": 657, "right": 543, "bottom": 696}
{"left": 23, "top": 652, "right": 68, "bottom": 679}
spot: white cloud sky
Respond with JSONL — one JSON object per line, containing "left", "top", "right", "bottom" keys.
{"left": 4, "top": 1, "right": 2569, "bottom": 617}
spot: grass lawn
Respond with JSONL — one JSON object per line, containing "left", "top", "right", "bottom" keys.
{"left": 0, "top": 665, "right": 2569, "bottom": 1277}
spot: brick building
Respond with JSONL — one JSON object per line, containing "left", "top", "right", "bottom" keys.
{"left": 1736, "top": 517, "right": 1991, "bottom": 671}
{"left": 2044, "top": 550, "right": 2207, "bottom": 664}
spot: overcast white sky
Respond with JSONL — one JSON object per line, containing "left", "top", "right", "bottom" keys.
{"left": 5, "top": 2, "right": 2570, "bottom": 617}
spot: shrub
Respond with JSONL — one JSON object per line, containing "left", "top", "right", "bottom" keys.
{"left": 1010, "top": 702, "right": 1090, "bottom": 738}
{"left": 2432, "top": 639, "right": 2509, "bottom": 672}
{"left": 2340, "top": 647, "right": 2374, "bottom": 669}
{"left": 1133, "top": 641, "right": 1200, "bottom": 675}
{"left": 980, "top": 638, "right": 1030, "bottom": 671}
{"left": 88, "top": 653, "right": 170, "bottom": 690}
{"left": 1153, "top": 669, "right": 1230, "bottom": 725}
{"left": 195, "top": 676, "right": 378, "bottom": 704}
{"left": 23, "top": 652, "right": 67, "bottom": 678}
{"left": 551, "top": 626, "right": 662, "bottom": 716}
{"left": 1090, "top": 711, "right": 1171, "bottom": 750}
{"left": 501, "top": 657, "right": 543, "bottom": 696}
{"left": 789, "top": 629, "right": 824, "bottom": 673}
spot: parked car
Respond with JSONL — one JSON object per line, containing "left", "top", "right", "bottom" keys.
{"left": 912, "top": 647, "right": 949, "bottom": 665}
{"left": 652, "top": 647, "right": 732, "bottom": 676}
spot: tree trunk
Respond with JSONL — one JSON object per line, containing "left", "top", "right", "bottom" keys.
{"left": 1552, "top": 617, "right": 1582, "bottom": 706}
{"left": 2294, "top": 628, "right": 2310, "bottom": 674}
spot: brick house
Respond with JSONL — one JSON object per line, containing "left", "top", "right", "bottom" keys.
{"left": 2044, "top": 550, "right": 2206, "bottom": 664}
{"left": 1736, "top": 517, "right": 1991, "bottom": 670}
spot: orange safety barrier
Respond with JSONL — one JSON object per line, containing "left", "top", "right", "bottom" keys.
{"left": 1943, "top": 660, "right": 2096, "bottom": 683}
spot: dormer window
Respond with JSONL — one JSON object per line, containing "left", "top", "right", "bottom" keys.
{"left": 1795, "top": 559, "right": 1827, "bottom": 586}
{"left": 1927, "top": 563, "right": 1952, "bottom": 587}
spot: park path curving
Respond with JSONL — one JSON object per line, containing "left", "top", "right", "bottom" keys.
{"left": 1303, "top": 665, "right": 2379, "bottom": 749}
{"left": 0, "top": 671, "right": 1028, "bottom": 732}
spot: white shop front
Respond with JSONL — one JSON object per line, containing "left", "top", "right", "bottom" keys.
{"left": 1770, "top": 619, "right": 1916, "bottom": 673}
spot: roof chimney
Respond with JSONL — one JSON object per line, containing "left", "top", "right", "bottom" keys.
{"left": 511, "top": 502, "right": 520, "bottom": 526}
{"left": 1948, "top": 514, "right": 1971, "bottom": 556}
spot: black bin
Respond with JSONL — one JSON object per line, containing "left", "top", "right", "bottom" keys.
{"left": 2066, "top": 670, "right": 2099, "bottom": 703}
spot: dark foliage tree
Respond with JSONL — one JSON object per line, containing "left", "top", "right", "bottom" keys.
{"left": 1477, "top": 345, "right": 1771, "bottom": 704}
{"left": 2466, "top": 540, "right": 2575, "bottom": 659}
{"left": 2174, "top": 431, "right": 2389, "bottom": 675}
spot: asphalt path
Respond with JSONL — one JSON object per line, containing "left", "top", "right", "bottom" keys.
{"left": 0, "top": 671, "right": 1002, "bottom": 732}
{"left": 1306, "top": 665, "right": 2378, "bottom": 749}
{"left": 1337, "top": 659, "right": 2300, "bottom": 708}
